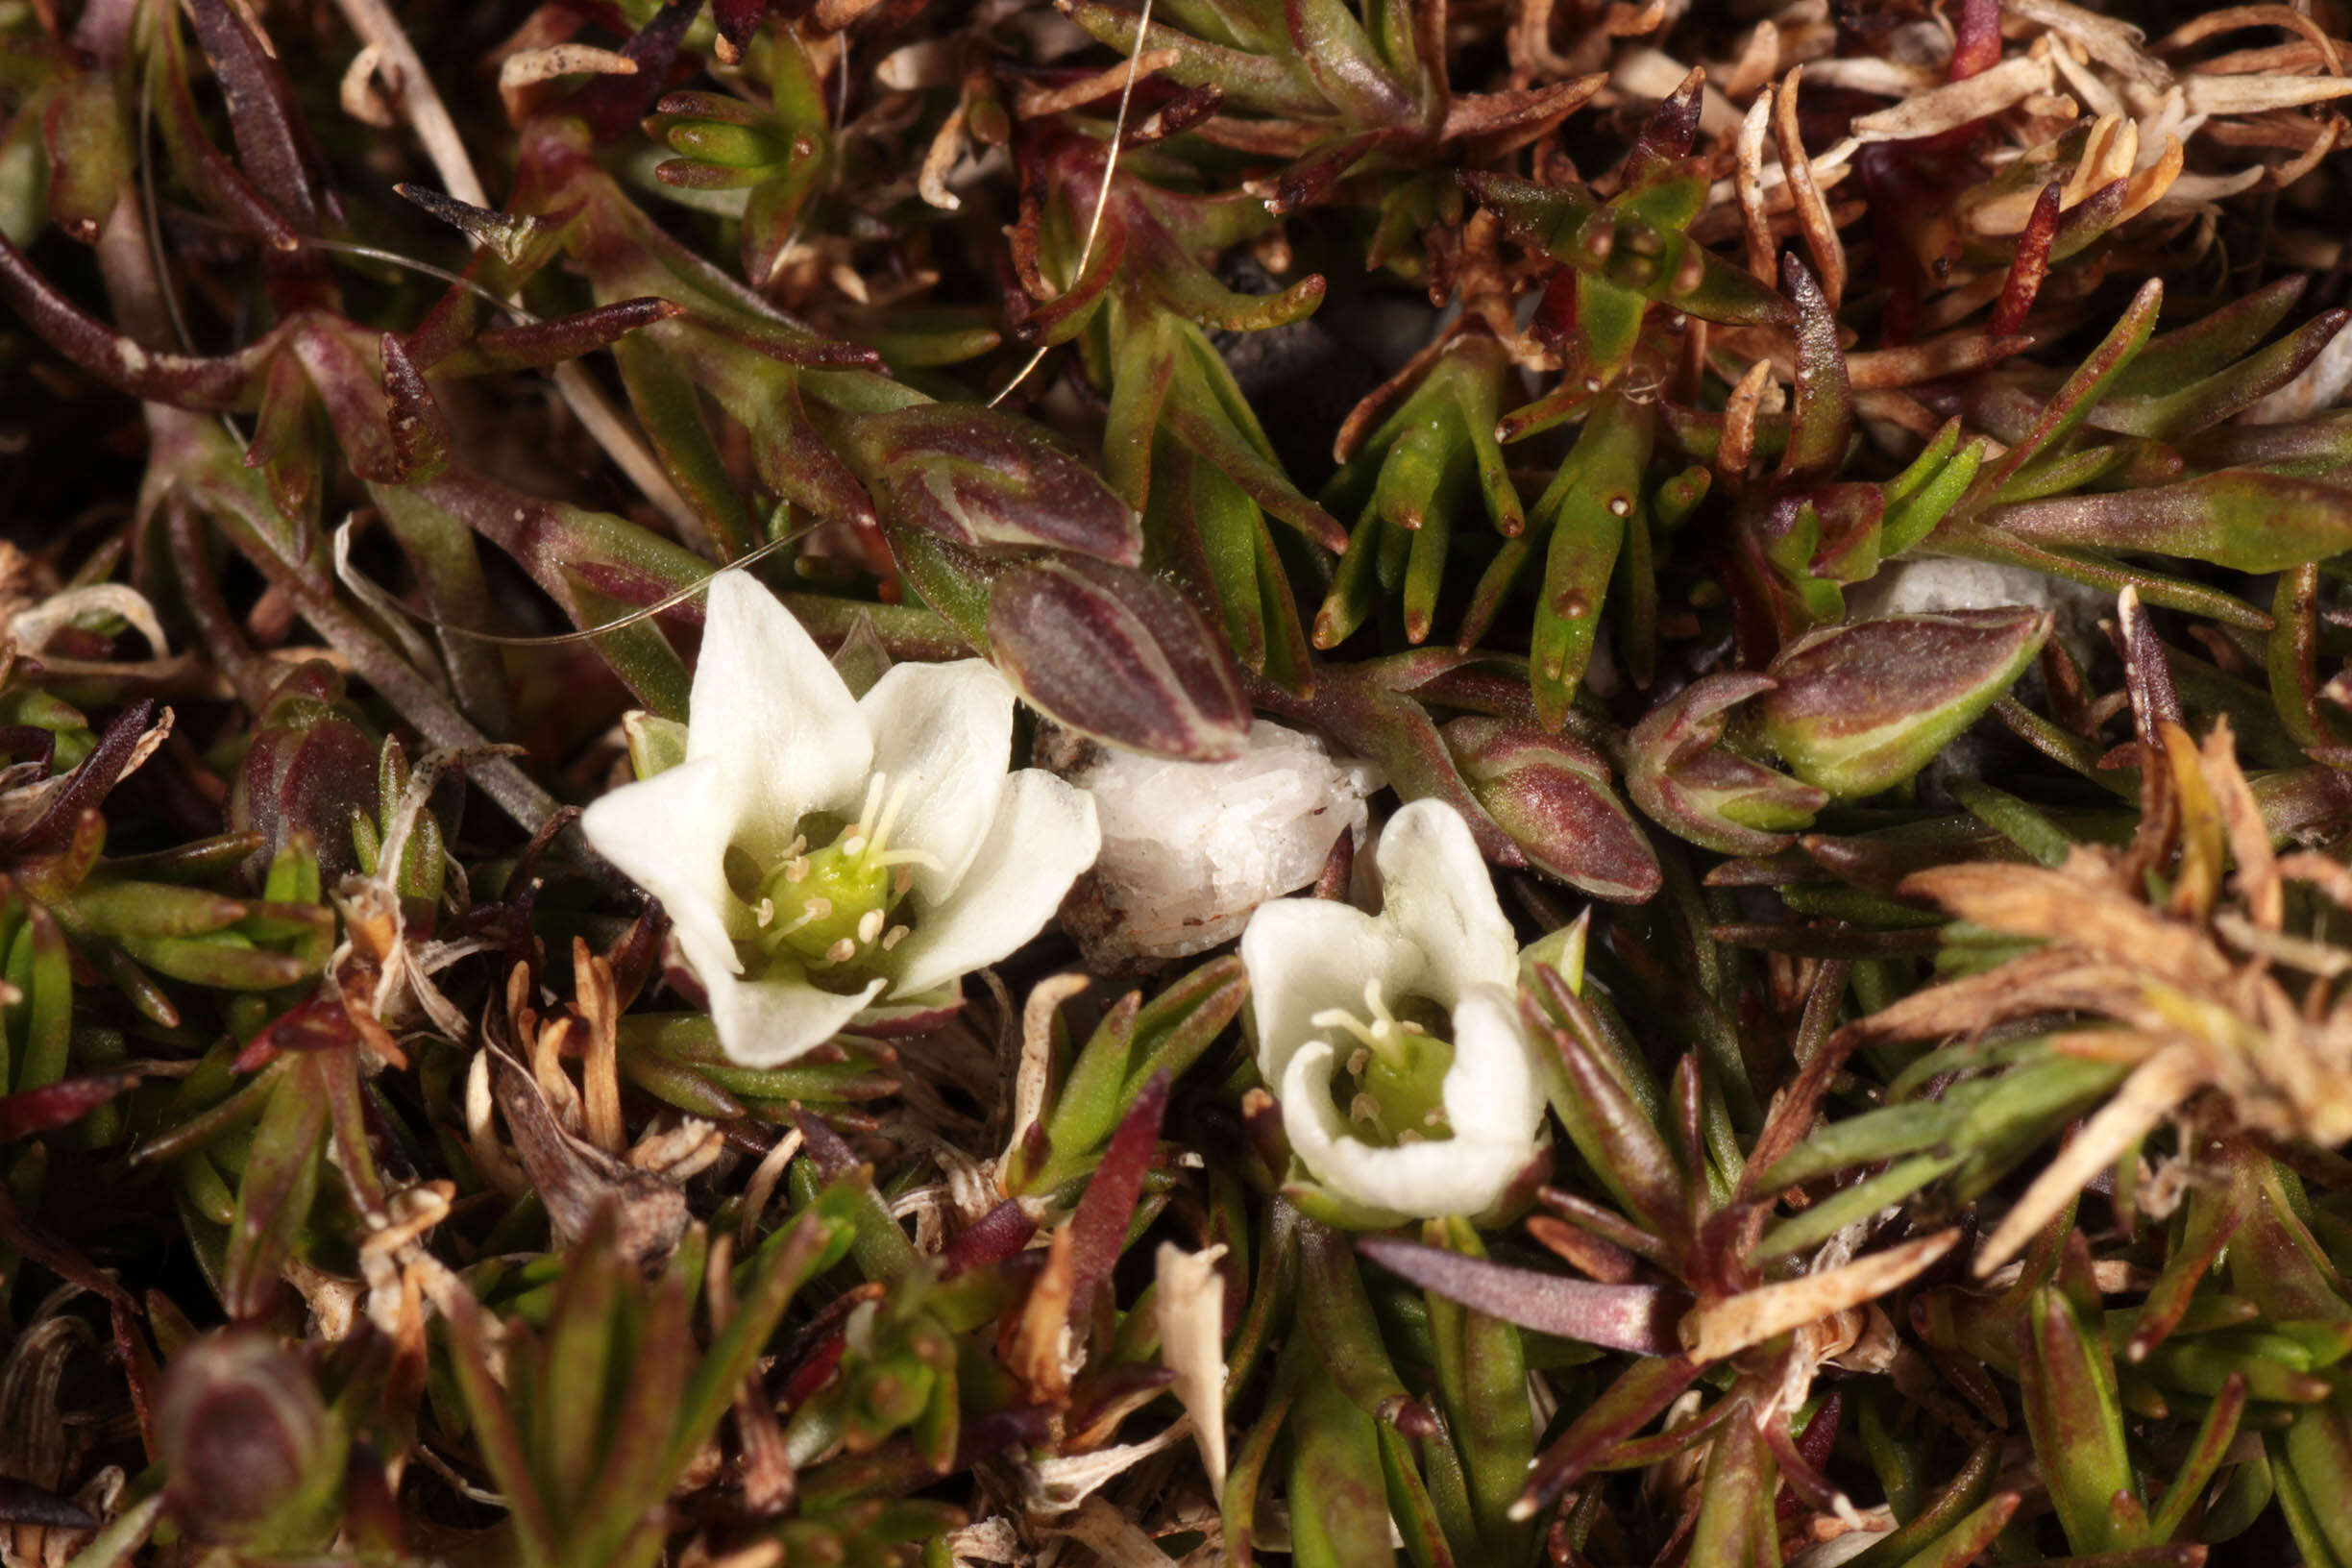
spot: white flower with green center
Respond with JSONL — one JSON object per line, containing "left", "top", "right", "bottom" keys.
{"left": 582, "top": 572, "right": 1101, "bottom": 1066}
{"left": 1238, "top": 797, "right": 1545, "bottom": 1225}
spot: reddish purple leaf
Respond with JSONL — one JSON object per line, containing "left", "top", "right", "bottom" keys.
{"left": 940, "top": 1199, "right": 1039, "bottom": 1279}
{"left": 1357, "top": 1236, "right": 1685, "bottom": 1354}
{"left": 0, "top": 1072, "right": 137, "bottom": 1142}
{"left": 181, "top": 0, "right": 329, "bottom": 234}
{"left": 1519, "top": 1353, "right": 1705, "bottom": 1516}
{"left": 1992, "top": 181, "right": 2062, "bottom": 337}
{"left": 16, "top": 699, "right": 153, "bottom": 855}
{"left": 1067, "top": 1070, "right": 1169, "bottom": 1324}
{"left": 1950, "top": 0, "right": 2000, "bottom": 80}
{"left": 568, "top": 0, "right": 701, "bottom": 144}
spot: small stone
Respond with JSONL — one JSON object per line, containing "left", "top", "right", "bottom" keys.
{"left": 1051, "top": 721, "right": 1380, "bottom": 970}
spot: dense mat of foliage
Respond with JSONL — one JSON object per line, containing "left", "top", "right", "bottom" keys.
{"left": 12, "top": 0, "right": 2352, "bottom": 1563}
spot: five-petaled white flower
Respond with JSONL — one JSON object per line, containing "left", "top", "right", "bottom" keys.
{"left": 583, "top": 571, "right": 1101, "bottom": 1066}
{"left": 1239, "top": 797, "right": 1546, "bottom": 1224}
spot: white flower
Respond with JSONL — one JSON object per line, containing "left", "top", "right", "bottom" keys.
{"left": 582, "top": 572, "right": 1101, "bottom": 1066}
{"left": 1056, "top": 721, "right": 1378, "bottom": 968}
{"left": 1238, "top": 798, "right": 1545, "bottom": 1224}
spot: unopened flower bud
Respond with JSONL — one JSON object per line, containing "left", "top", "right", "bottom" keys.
{"left": 230, "top": 661, "right": 378, "bottom": 883}
{"left": 1627, "top": 673, "right": 1826, "bottom": 856}
{"left": 645, "top": 91, "right": 790, "bottom": 176}
{"left": 987, "top": 556, "right": 1249, "bottom": 762}
{"left": 1442, "top": 717, "right": 1658, "bottom": 902}
{"left": 1760, "top": 607, "right": 2051, "bottom": 798}
{"left": 837, "top": 404, "right": 1143, "bottom": 564}
{"left": 157, "top": 1331, "right": 343, "bottom": 1550}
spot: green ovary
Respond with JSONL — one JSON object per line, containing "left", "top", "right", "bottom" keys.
{"left": 745, "top": 772, "right": 940, "bottom": 979}
{"left": 1313, "top": 979, "right": 1458, "bottom": 1145}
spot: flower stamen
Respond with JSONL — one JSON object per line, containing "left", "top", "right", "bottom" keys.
{"left": 868, "top": 772, "right": 918, "bottom": 857}
{"left": 1314, "top": 980, "right": 1457, "bottom": 1148}
{"left": 872, "top": 847, "right": 948, "bottom": 872}
{"left": 1311, "top": 1007, "right": 1389, "bottom": 1056}
{"left": 842, "top": 774, "right": 890, "bottom": 861}
{"left": 763, "top": 897, "right": 829, "bottom": 943}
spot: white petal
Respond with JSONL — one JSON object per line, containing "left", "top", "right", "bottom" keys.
{"left": 705, "top": 966, "right": 884, "bottom": 1068}
{"left": 858, "top": 659, "right": 1014, "bottom": 903}
{"left": 884, "top": 770, "right": 1100, "bottom": 996}
{"left": 1279, "top": 1041, "right": 1538, "bottom": 1221}
{"left": 1440, "top": 985, "right": 1547, "bottom": 1146}
{"left": 581, "top": 757, "right": 744, "bottom": 980}
{"left": 1374, "top": 799, "right": 1518, "bottom": 1005}
{"left": 689, "top": 571, "right": 872, "bottom": 856}
{"left": 1237, "top": 895, "right": 1416, "bottom": 1087}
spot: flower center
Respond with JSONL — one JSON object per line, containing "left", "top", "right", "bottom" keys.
{"left": 1311, "top": 979, "right": 1456, "bottom": 1145}
{"left": 748, "top": 772, "right": 942, "bottom": 973}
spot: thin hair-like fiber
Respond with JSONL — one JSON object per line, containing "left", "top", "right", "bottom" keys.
{"left": 988, "top": 0, "right": 1156, "bottom": 409}
{"left": 184, "top": 10, "right": 1152, "bottom": 651}
{"left": 333, "top": 519, "right": 815, "bottom": 648}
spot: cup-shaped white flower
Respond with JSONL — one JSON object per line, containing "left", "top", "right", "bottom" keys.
{"left": 1239, "top": 798, "right": 1544, "bottom": 1225}
{"left": 582, "top": 571, "right": 1101, "bottom": 1066}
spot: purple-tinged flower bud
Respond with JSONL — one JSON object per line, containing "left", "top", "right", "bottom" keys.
{"left": 644, "top": 90, "right": 805, "bottom": 192}
{"left": 1443, "top": 718, "right": 1659, "bottom": 902}
{"left": 1627, "top": 673, "right": 1825, "bottom": 856}
{"left": 229, "top": 661, "right": 378, "bottom": 883}
{"left": 987, "top": 556, "right": 1249, "bottom": 762}
{"left": 156, "top": 1332, "right": 344, "bottom": 1550}
{"left": 839, "top": 404, "right": 1144, "bottom": 565}
{"left": 1760, "top": 608, "right": 2050, "bottom": 798}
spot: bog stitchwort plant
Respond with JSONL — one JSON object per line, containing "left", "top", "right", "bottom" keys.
{"left": 11, "top": 0, "right": 2352, "bottom": 1565}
